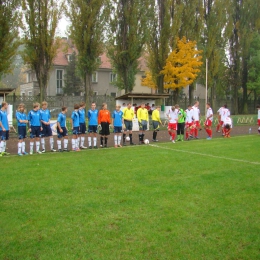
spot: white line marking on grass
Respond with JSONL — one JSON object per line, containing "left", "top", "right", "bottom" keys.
{"left": 149, "top": 144, "right": 260, "bottom": 165}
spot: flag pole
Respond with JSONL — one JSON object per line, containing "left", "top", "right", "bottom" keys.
{"left": 205, "top": 58, "right": 208, "bottom": 116}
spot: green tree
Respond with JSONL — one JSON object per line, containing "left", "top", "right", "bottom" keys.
{"left": 63, "top": 52, "right": 83, "bottom": 95}
{"left": 0, "top": 0, "right": 20, "bottom": 80}
{"left": 21, "top": 0, "right": 64, "bottom": 102}
{"left": 107, "top": 0, "right": 151, "bottom": 93}
{"left": 66, "top": 0, "right": 107, "bottom": 104}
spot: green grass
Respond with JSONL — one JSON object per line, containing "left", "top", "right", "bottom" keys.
{"left": 1, "top": 136, "right": 260, "bottom": 259}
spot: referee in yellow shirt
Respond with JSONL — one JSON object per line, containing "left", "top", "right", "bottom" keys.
{"left": 152, "top": 106, "right": 162, "bottom": 142}
{"left": 123, "top": 103, "right": 135, "bottom": 145}
{"left": 137, "top": 103, "right": 149, "bottom": 144}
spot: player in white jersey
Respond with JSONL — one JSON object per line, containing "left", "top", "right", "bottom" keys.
{"left": 223, "top": 116, "right": 232, "bottom": 138}
{"left": 191, "top": 101, "right": 201, "bottom": 139}
{"left": 216, "top": 106, "right": 223, "bottom": 132}
{"left": 166, "top": 106, "right": 178, "bottom": 143}
{"left": 257, "top": 105, "right": 260, "bottom": 134}
{"left": 185, "top": 105, "right": 193, "bottom": 140}
{"left": 204, "top": 102, "right": 213, "bottom": 140}
{"left": 221, "top": 105, "right": 230, "bottom": 135}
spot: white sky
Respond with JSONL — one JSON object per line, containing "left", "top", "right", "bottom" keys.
{"left": 56, "top": 16, "right": 71, "bottom": 37}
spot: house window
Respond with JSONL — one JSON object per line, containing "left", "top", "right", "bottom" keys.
{"left": 110, "top": 92, "right": 117, "bottom": 97}
{"left": 28, "top": 91, "right": 32, "bottom": 96}
{"left": 57, "top": 70, "right": 63, "bottom": 94}
{"left": 92, "top": 72, "right": 98, "bottom": 83}
{"left": 110, "top": 73, "right": 117, "bottom": 83}
{"left": 21, "top": 92, "right": 25, "bottom": 97}
{"left": 67, "top": 54, "right": 73, "bottom": 62}
{"left": 93, "top": 91, "right": 98, "bottom": 96}
{"left": 27, "top": 72, "right": 31, "bottom": 83}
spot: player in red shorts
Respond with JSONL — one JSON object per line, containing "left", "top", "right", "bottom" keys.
{"left": 220, "top": 104, "right": 230, "bottom": 135}
{"left": 204, "top": 102, "right": 213, "bottom": 140}
{"left": 257, "top": 105, "right": 260, "bottom": 134}
{"left": 166, "top": 106, "right": 178, "bottom": 143}
{"left": 191, "top": 101, "right": 201, "bottom": 139}
{"left": 216, "top": 106, "right": 223, "bottom": 132}
{"left": 223, "top": 116, "right": 232, "bottom": 138}
{"left": 185, "top": 104, "right": 193, "bottom": 140}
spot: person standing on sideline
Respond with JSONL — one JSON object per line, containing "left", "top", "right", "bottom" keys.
{"left": 16, "top": 103, "right": 29, "bottom": 156}
{"left": 185, "top": 105, "right": 193, "bottom": 140}
{"left": 71, "top": 104, "right": 80, "bottom": 151}
{"left": 40, "top": 101, "right": 56, "bottom": 152}
{"left": 28, "top": 102, "right": 42, "bottom": 154}
{"left": 137, "top": 103, "right": 149, "bottom": 144}
{"left": 0, "top": 102, "right": 10, "bottom": 156}
{"left": 78, "top": 102, "right": 87, "bottom": 149}
{"left": 257, "top": 105, "right": 260, "bottom": 134}
{"left": 122, "top": 103, "right": 135, "bottom": 146}
{"left": 166, "top": 106, "right": 178, "bottom": 143}
{"left": 87, "top": 102, "right": 99, "bottom": 149}
{"left": 112, "top": 105, "right": 124, "bottom": 147}
{"left": 204, "top": 102, "right": 213, "bottom": 140}
{"left": 152, "top": 106, "right": 162, "bottom": 142}
{"left": 57, "top": 106, "right": 69, "bottom": 152}
{"left": 191, "top": 101, "right": 201, "bottom": 139}
{"left": 98, "top": 103, "right": 111, "bottom": 148}
{"left": 175, "top": 104, "right": 186, "bottom": 141}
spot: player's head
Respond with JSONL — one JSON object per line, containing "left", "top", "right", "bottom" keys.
{"left": 187, "top": 104, "right": 192, "bottom": 110}
{"left": 18, "top": 103, "right": 25, "bottom": 112}
{"left": 141, "top": 103, "right": 145, "bottom": 108}
{"left": 91, "top": 102, "right": 96, "bottom": 110}
{"left": 74, "top": 104, "right": 80, "bottom": 111}
{"left": 61, "top": 106, "right": 67, "bottom": 113}
{"left": 102, "top": 103, "right": 107, "bottom": 110}
{"left": 156, "top": 106, "right": 160, "bottom": 110}
{"left": 79, "top": 101, "right": 85, "bottom": 108}
{"left": 194, "top": 101, "right": 199, "bottom": 107}
{"left": 122, "top": 103, "right": 125, "bottom": 106}
{"left": 225, "top": 124, "right": 230, "bottom": 130}
{"left": 206, "top": 102, "right": 211, "bottom": 108}
{"left": 175, "top": 104, "right": 179, "bottom": 109}
{"left": 41, "top": 101, "right": 48, "bottom": 109}
{"left": 256, "top": 105, "right": 260, "bottom": 109}
{"left": 1, "top": 102, "right": 8, "bottom": 110}
{"left": 224, "top": 104, "right": 227, "bottom": 108}
{"left": 115, "top": 105, "right": 120, "bottom": 111}
{"left": 33, "top": 102, "right": 40, "bottom": 110}
{"left": 127, "top": 103, "right": 132, "bottom": 108}
{"left": 171, "top": 106, "right": 175, "bottom": 111}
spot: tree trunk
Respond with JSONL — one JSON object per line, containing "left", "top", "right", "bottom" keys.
{"left": 188, "top": 83, "right": 194, "bottom": 105}
{"left": 157, "top": 74, "right": 164, "bottom": 94}
{"left": 173, "top": 88, "right": 179, "bottom": 104}
{"left": 242, "top": 57, "right": 248, "bottom": 114}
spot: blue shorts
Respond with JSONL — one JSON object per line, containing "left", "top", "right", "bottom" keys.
{"left": 30, "top": 126, "right": 41, "bottom": 138}
{"left": 57, "top": 127, "right": 68, "bottom": 138}
{"left": 88, "top": 125, "right": 98, "bottom": 133}
{"left": 114, "top": 126, "right": 122, "bottom": 133}
{"left": 79, "top": 123, "right": 86, "bottom": 134}
{"left": 18, "top": 126, "right": 27, "bottom": 139}
{"left": 0, "top": 130, "right": 9, "bottom": 141}
{"left": 72, "top": 126, "right": 80, "bottom": 135}
{"left": 41, "top": 124, "right": 53, "bottom": 137}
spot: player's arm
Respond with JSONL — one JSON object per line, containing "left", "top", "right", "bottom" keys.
{"left": 0, "top": 117, "right": 5, "bottom": 131}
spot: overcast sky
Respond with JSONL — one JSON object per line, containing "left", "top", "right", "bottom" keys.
{"left": 57, "top": 16, "right": 70, "bottom": 37}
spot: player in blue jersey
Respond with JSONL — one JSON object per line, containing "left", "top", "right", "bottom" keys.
{"left": 0, "top": 102, "right": 10, "bottom": 156}
{"left": 28, "top": 102, "right": 42, "bottom": 154}
{"left": 71, "top": 104, "right": 80, "bottom": 151}
{"left": 57, "top": 106, "right": 69, "bottom": 152}
{"left": 40, "top": 101, "right": 56, "bottom": 152}
{"left": 87, "top": 102, "right": 99, "bottom": 149}
{"left": 112, "top": 105, "right": 124, "bottom": 148}
{"left": 16, "top": 103, "right": 29, "bottom": 156}
{"left": 78, "top": 101, "right": 87, "bottom": 149}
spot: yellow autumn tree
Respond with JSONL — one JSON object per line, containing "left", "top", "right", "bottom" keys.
{"left": 160, "top": 37, "right": 203, "bottom": 101}
{"left": 141, "top": 71, "right": 157, "bottom": 89}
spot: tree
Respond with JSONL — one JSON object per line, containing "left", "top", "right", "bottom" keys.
{"left": 107, "top": 0, "right": 151, "bottom": 93}
{"left": 21, "top": 0, "right": 64, "bottom": 102}
{"left": 63, "top": 52, "right": 83, "bottom": 95}
{"left": 160, "top": 37, "right": 203, "bottom": 103}
{"left": 141, "top": 71, "right": 157, "bottom": 89}
{"left": 0, "top": 0, "right": 20, "bottom": 80}
{"left": 66, "top": 0, "right": 107, "bottom": 104}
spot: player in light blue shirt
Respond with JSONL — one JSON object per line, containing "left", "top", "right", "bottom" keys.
{"left": 87, "top": 102, "right": 99, "bottom": 149}
{"left": 78, "top": 102, "right": 87, "bottom": 149}
{"left": 28, "top": 102, "right": 42, "bottom": 154}
{"left": 16, "top": 103, "right": 28, "bottom": 156}
{"left": 0, "top": 102, "right": 10, "bottom": 156}
{"left": 71, "top": 104, "right": 80, "bottom": 151}
{"left": 112, "top": 105, "right": 124, "bottom": 147}
{"left": 40, "top": 101, "right": 56, "bottom": 153}
{"left": 57, "top": 106, "right": 69, "bottom": 152}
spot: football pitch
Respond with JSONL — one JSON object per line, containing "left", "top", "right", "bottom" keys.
{"left": 1, "top": 135, "right": 260, "bottom": 259}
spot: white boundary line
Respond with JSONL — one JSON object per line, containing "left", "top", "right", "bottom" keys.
{"left": 149, "top": 144, "right": 260, "bottom": 165}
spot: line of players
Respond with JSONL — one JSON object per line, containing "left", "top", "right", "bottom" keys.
{"left": 166, "top": 101, "right": 233, "bottom": 142}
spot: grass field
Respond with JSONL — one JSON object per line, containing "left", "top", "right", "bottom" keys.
{"left": 1, "top": 135, "right": 260, "bottom": 259}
